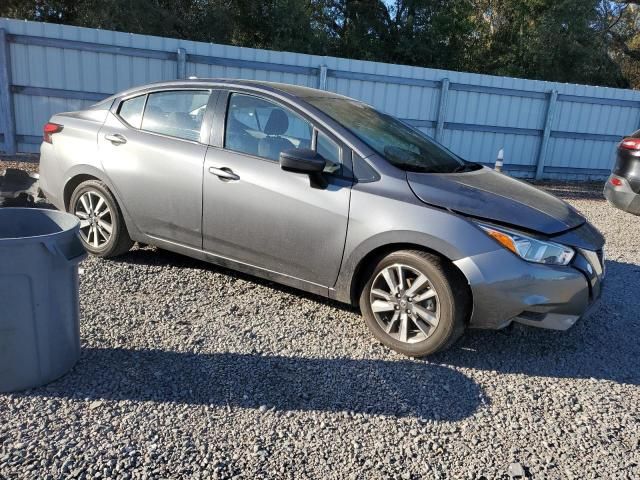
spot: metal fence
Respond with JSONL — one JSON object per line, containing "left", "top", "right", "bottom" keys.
{"left": 2, "top": 17, "right": 640, "bottom": 179}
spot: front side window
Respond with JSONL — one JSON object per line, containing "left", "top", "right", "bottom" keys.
{"left": 140, "top": 90, "right": 210, "bottom": 141}
{"left": 225, "top": 93, "right": 312, "bottom": 161}
{"left": 307, "top": 97, "right": 478, "bottom": 174}
{"left": 117, "top": 95, "right": 146, "bottom": 129}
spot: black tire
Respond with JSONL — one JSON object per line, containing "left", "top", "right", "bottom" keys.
{"left": 69, "top": 180, "right": 133, "bottom": 258}
{"left": 359, "top": 250, "right": 469, "bottom": 357}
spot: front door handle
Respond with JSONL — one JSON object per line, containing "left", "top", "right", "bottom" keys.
{"left": 104, "top": 133, "right": 127, "bottom": 145}
{"left": 209, "top": 166, "right": 240, "bottom": 181}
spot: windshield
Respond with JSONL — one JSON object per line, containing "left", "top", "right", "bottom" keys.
{"left": 307, "top": 97, "right": 478, "bottom": 174}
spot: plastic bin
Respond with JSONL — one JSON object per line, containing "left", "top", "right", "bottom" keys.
{"left": 0, "top": 208, "right": 86, "bottom": 392}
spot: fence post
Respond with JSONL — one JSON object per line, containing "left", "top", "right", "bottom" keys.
{"left": 435, "top": 78, "right": 450, "bottom": 143}
{"left": 535, "top": 90, "right": 558, "bottom": 180}
{"left": 318, "top": 65, "right": 328, "bottom": 90}
{"left": 176, "top": 47, "right": 187, "bottom": 79}
{"left": 0, "top": 28, "right": 17, "bottom": 155}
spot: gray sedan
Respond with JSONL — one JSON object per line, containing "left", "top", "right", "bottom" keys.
{"left": 39, "top": 79, "right": 605, "bottom": 357}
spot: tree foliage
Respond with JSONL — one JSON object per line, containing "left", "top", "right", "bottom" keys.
{"left": 1, "top": 0, "right": 639, "bottom": 88}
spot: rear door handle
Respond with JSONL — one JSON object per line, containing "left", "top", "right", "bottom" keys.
{"left": 209, "top": 166, "right": 240, "bottom": 181}
{"left": 104, "top": 133, "right": 127, "bottom": 145}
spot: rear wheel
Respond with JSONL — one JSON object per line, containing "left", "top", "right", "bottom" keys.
{"left": 359, "top": 250, "right": 468, "bottom": 357}
{"left": 69, "top": 180, "right": 133, "bottom": 257}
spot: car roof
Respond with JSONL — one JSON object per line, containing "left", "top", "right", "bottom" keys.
{"left": 92, "top": 78, "right": 378, "bottom": 160}
{"left": 112, "top": 78, "right": 351, "bottom": 103}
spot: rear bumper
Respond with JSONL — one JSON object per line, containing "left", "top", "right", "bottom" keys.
{"left": 454, "top": 247, "right": 604, "bottom": 331}
{"left": 604, "top": 174, "right": 640, "bottom": 215}
{"left": 38, "top": 142, "right": 65, "bottom": 211}
{"left": 39, "top": 182, "right": 64, "bottom": 211}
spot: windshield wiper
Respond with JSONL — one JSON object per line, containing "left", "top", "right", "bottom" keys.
{"left": 452, "top": 162, "right": 481, "bottom": 173}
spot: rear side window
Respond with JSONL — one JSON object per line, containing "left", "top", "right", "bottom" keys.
{"left": 141, "top": 90, "right": 211, "bottom": 142}
{"left": 118, "top": 95, "right": 146, "bottom": 129}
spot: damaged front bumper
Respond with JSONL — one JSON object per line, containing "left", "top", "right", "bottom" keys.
{"left": 454, "top": 246, "right": 604, "bottom": 331}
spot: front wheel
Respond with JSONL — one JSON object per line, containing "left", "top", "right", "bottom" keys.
{"left": 359, "top": 250, "right": 468, "bottom": 357}
{"left": 69, "top": 180, "right": 133, "bottom": 257}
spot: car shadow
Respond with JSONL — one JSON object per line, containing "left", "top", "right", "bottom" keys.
{"left": 110, "top": 245, "right": 358, "bottom": 312}
{"left": 19, "top": 348, "right": 485, "bottom": 421}
{"left": 433, "top": 260, "right": 640, "bottom": 386}
{"left": 111, "top": 249, "right": 638, "bottom": 386}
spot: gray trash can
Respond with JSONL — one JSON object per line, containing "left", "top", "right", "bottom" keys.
{"left": 0, "top": 208, "right": 86, "bottom": 392}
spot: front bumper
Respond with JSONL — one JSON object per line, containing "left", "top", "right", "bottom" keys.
{"left": 604, "top": 174, "right": 640, "bottom": 215}
{"left": 454, "top": 247, "right": 604, "bottom": 331}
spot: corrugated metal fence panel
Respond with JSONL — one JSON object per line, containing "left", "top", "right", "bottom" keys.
{"left": 544, "top": 82, "right": 640, "bottom": 176}
{"left": 326, "top": 58, "right": 441, "bottom": 120}
{"left": 3, "top": 17, "right": 640, "bottom": 178}
{"left": 4, "top": 19, "right": 181, "bottom": 151}
{"left": 183, "top": 40, "right": 321, "bottom": 88}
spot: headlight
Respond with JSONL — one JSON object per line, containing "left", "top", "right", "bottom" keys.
{"left": 477, "top": 223, "right": 575, "bottom": 266}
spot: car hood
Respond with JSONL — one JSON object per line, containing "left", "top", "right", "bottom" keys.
{"left": 407, "top": 167, "right": 585, "bottom": 235}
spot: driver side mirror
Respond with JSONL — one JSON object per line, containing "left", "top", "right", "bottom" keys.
{"left": 279, "top": 148, "right": 325, "bottom": 173}
{"left": 279, "top": 148, "right": 328, "bottom": 188}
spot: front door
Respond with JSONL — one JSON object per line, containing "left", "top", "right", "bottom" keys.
{"left": 98, "top": 89, "right": 213, "bottom": 248}
{"left": 202, "top": 92, "right": 352, "bottom": 287}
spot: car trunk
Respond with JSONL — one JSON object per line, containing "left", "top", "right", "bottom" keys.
{"left": 614, "top": 141, "right": 640, "bottom": 194}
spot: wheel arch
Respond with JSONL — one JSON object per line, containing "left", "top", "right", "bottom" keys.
{"left": 64, "top": 173, "right": 100, "bottom": 211}
{"left": 334, "top": 234, "right": 473, "bottom": 318}
{"left": 62, "top": 166, "right": 141, "bottom": 240}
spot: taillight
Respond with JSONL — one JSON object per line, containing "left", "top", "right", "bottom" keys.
{"left": 619, "top": 137, "right": 640, "bottom": 150}
{"left": 43, "top": 122, "right": 63, "bottom": 144}
{"left": 610, "top": 177, "right": 623, "bottom": 187}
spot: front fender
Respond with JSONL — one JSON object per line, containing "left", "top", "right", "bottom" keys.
{"left": 332, "top": 230, "right": 468, "bottom": 304}
{"left": 331, "top": 179, "right": 502, "bottom": 304}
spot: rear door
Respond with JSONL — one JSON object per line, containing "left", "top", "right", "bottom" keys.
{"left": 202, "top": 91, "right": 352, "bottom": 287}
{"left": 98, "top": 89, "right": 216, "bottom": 248}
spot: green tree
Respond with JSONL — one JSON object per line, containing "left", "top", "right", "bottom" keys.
{"left": 601, "top": 1, "right": 640, "bottom": 87}
{"left": 387, "top": 0, "right": 477, "bottom": 69}
{"left": 1, "top": 0, "right": 637, "bottom": 88}
{"left": 470, "top": 0, "right": 627, "bottom": 86}
{"left": 311, "top": 0, "right": 392, "bottom": 60}
{"left": 226, "top": 0, "right": 328, "bottom": 53}
{"left": 1, "top": 0, "right": 79, "bottom": 23}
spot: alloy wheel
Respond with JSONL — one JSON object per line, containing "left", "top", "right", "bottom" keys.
{"left": 74, "top": 190, "right": 113, "bottom": 248}
{"left": 369, "top": 263, "right": 440, "bottom": 344}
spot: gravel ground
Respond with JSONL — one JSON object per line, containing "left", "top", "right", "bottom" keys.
{"left": 0, "top": 154, "right": 40, "bottom": 174}
{"left": 1, "top": 160, "right": 638, "bottom": 479}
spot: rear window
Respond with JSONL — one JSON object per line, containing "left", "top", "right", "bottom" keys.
{"left": 90, "top": 97, "right": 115, "bottom": 110}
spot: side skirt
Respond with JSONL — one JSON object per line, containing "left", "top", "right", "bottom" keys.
{"left": 144, "top": 234, "right": 331, "bottom": 299}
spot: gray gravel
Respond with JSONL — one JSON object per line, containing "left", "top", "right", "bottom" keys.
{"left": 1, "top": 178, "right": 639, "bottom": 479}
